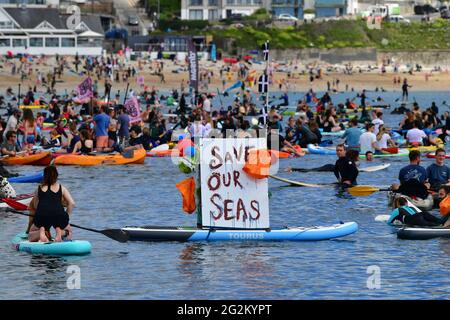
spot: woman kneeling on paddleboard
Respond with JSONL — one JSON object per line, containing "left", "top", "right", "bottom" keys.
{"left": 27, "top": 166, "right": 75, "bottom": 242}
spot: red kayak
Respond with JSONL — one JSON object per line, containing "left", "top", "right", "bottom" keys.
{"left": 0, "top": 193, "right": 33, "bottom": 209}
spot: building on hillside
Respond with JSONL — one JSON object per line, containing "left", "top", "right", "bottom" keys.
{"left": 0, "top": 6, "right": 104, "bottom": 55}
{"left": 314, "top": 0, "right": 358, "bottom": 17}
{"left": 271, "top": 0, "right": 304, "bottom": 19}
{"left": 181, "top": 0, "right": 271, "bottom": 20}
{"left": 0, "top": 0, "right": 59, "bottom": 6}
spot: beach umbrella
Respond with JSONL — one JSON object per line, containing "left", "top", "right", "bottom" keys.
{"left": 223, "top": 57, "right": 238, "bottom": 64}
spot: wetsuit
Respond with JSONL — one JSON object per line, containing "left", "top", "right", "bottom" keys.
{"left": 297, "top": 125, "right": 318, "bottom": 148}
{"left": 387, "top": 205, "right": 441, "bottom": 227}
{"left": 33, "top": 185, "right": 69, "bottom": 231}
{"left": 334, "top": 157, "right": 359, "bottom": 186}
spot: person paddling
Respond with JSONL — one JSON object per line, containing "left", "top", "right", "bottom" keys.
{"left": 27, "top": 166, "right": 75, "bottom": 242}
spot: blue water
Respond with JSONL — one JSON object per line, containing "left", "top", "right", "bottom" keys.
{"left": 1, "top": 91, "right": 449, "bottom": 300}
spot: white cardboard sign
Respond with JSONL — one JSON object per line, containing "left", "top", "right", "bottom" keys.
{"left": 200, "top": 138, "right": 269, "bottom": 229}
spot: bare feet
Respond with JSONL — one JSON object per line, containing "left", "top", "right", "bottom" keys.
{"left": 38, "top": 227, "right": 49, "bottom": 242}
{"left": 55, "top": 228, "right": 63, "bottom": 242}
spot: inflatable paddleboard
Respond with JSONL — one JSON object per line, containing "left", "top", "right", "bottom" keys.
{"left": 11, "top": 232, "right": 92, "bottom": 255}
{"left": 122, "top": 222, "right": 358, "bottom": 242}
{"left": 8, "top": 171, "right": 43, "bottom": 183}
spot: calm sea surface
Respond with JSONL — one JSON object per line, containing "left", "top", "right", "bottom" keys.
{"left": 1, "top": 91, "right": 449, "bottom": 299}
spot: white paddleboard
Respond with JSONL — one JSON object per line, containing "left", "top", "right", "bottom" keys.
{"left": 359, "top": 163, "right": 391, "bottom": 173}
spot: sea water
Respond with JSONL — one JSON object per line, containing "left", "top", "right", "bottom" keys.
{"left": 0, "top": 91, "right": 449, "bottom": 299}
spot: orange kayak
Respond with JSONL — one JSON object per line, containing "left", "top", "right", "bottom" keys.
{"left": 53, "top": 148, "right": 146, "bottom": 166}
{"left": 1, "top": 152, "right": 51, "bottom": 165}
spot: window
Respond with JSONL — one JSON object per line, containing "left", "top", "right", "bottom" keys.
{"left": 13, "top": 38, "right": 26, "bottom": 47}
{"left": 0, "top": 38, "right": 10, "bottom": 47}
{"left": 189, "top": 9, "right": 203, "bottom": 20}
{"left": 189, "top": 0, "right": 203, "bottom": 5}
{"left": 45, "top": 38, "right": 59, "bottom": 47}
{"left": 78, "top": 38, "right": 103, "bottom": 47}
{"left": 208, "top": 9, "right": 219, "bottom": 20}
{"left": 208, "top": 0, "right": 218, "bottom": 5}
{"left": 30, "top": 38, "right": 43, "bottom": 47}
{"left": 61, "top": 38, "right": 75, "bottom": 47}
{"left": 0, "top": 21, "right": 14, "bottom": 29}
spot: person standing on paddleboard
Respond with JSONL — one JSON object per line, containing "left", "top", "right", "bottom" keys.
{"left": 27, "top": 166, "right": 75, "bottom": 243}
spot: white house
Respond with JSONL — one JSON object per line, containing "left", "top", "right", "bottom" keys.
{"left": 181, "top": 0, "right": 271, "bottom": 20}
{"left": 0, "top": 6, "right": 104, "bottom": 56}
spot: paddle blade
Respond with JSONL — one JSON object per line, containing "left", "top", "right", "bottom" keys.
{"left": 2, "top": 198, "right": 28, "bottom": 210}
{"left": 101, "top": 229, "right": 130, "bottom": 243}
{"left": 347, "top": 186, "right": 380, "bottom": 197}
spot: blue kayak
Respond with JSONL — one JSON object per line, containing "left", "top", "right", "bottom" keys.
{"left": 122, "top": 222, "right": 358, "bottom": 242}
{"left": 8, "top": 171, "right": 43, "bottom": 183}
{"left": 12, "top": 232, "right": 92, "bottom": 256}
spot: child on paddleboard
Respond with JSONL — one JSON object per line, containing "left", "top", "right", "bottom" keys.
{"left": 27, "top": 166, "right": 75, "bottom": 242}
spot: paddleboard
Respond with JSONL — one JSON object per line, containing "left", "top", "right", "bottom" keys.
{"left": 397, "top": 226, "right": 450, "bottom": 240}
{"left": 121, "top": 222, "right": 358, "bottom": 242}
{"left": 8, "top": 171, "right": 43, "bottom": 183}
{"left": 359, "top": 163, "right": 391, "bottom": 173}
{"left": 269, "top": 175, "right": 326, "bottom": 188}
{"left": 11, "top": 232, "right": 92, "bottom": 255}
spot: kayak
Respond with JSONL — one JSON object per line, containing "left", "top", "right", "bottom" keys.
{"left": 12, "top": 232, "right": 92, "bottom": 255}
{"left": 8, "top": 171, "right": 43, "bottom": 183}
{"left": 122, "top": 222, "right": 358, "bottom": 242}
{"left": 397, "top": 226, "right": 450, "bottom": 240}
{"left": 0, "top": 193, "right": 33, "bottom": 208}
{"left": 387, "top": 191, "right": 434, "bottom": 212}
{"left": 1, "top": 152, "right": 51, "bottom": 166}
{"left": 30, "top": 152, "right": 74, "bottom": 166}
{"left": 408, "top": 145, "right": 439, "bottom": 152}
{"left": 53, "top": 149, "right": 146, "bottom": 166}
{"left": 426, "top": 153, "right": 450, "bottom": 159}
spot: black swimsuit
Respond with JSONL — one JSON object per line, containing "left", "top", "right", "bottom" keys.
{"left": 33, "top": 185, "right": 69, "bottom": 230}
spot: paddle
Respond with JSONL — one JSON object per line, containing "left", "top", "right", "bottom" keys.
{"left": 4, "top": 199, "right": 129, "bottom": 243}
{"left": 347, "top": 185, "right": 391, "bottom": 197}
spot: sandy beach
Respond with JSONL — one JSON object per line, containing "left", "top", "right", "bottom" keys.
{"left": 0, "top": 55, "right": 449, "bottom": 99}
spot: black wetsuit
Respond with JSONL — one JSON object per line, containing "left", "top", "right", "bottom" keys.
{"left": 33, "top": 185, "right": 69, "bottom": 231}
{"left": 389, "top": 206, "right": 442, "bottom": 227}
{"left": 334, "top": 157, "right": 359, "bottom": 186}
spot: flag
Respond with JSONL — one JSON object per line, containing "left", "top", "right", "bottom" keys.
{"left": 262, "top": 41, "right": 269, "bottom": 61}
{"left": 124, "top": 96, "right": 142, "bottom": 124}
{"left": 258, "top": 74, "right": 269, "bottom": 93}
{"left": 76, "top": 77, "right": 93, "bottom": 101}
{"left": 188, "top": 38, "right": 198, "bottom": 92}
